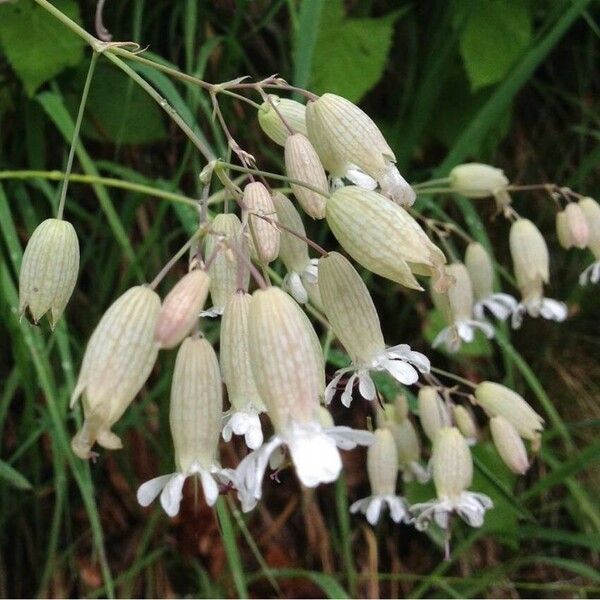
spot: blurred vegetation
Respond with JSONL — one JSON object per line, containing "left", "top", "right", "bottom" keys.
{"left": 0, "top": 0, "right": 600, "bottom": 597}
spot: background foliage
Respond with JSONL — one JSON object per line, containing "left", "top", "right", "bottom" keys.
{"left": 0, "top": 0, "right": 599, "bottom": 597}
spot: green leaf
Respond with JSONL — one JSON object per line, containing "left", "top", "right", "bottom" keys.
{"left": 0, "top": 0, "right": 85, "bottom": 96}
{"left": 0, "top": 459, "right": 32, "bottom": 490}
{"left": 66, "top": 63, "right": 167, "bottom": 145}
{"left": 458, "top": 0, "right": 532, "bottom": 90}
{"left": 309, "top": 0, "right": 404, "bottom": 103}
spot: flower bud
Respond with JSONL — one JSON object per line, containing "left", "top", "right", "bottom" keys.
{"left": 452, "top": 405, "right": 478, "bottom": 442}
{"left": 306, "top": 94, "right": 415, "bottom": 206}
{"left": 394, "top": 394, "right": 409, "bottom": 422}
{"left": 243, "top": 182, "right": 280, "bottom": 264}
{"left": 19, "top": 218, "right": 79, "bottom": 328}
{"left": 432, "top": 263, "right": 473, "bottom": 325}
{"left": 326, "top": 186, "right": 446, "bottom": 290}
{"left": 465, "top": 242, "right": 494, "bottom": 302}
{"left": 418, "top": 386, "right": 451, "bottom": 443}
{"left": 220, "top": 291, "right": 265, "bottom": 413}
{"left": 284, "top": 133, "right": 328, "bottom": 219}
{"left": 258, "top": 95, "right": 308, "bottom": 146}
{"left": 510, "top": 218, "right": 549, "bottom": 294}
{"left": 70, "top": 286, "right": 161, "bottom": 458}
{"left": 155, "top": 270, "right": 210, "bottom": 348}
{"left": 579, "top": 197, "right": 600, "bottom": 258}
{"left": 272, "top": 191, "right": 311, "bottom": 273}
{"left": 248, "top": 287, "right": 324, "bottom": 432}
{"left": 367, "top": 428, "right": 398, "bottom": 496}
{"left": 205, "top": 213, "right": 249, "bottom": 312}
{"left": 432, "top": 427, "right": 472, "bottom": 500}
{"left": 556, "top": 203, "right": 589, "bottom": 250}
{"left": 393, "top": 418, "right": 422, "bottom": 470}
{"left": 474, "top": 381, "right": 544, "bottom": 440}
{"left": 489, "top": 415, "right": 529, "bottom": 474}
{"left": 449, "top": 163, "right": 509, "bottom": 199}
{"left": 319, "top": 252, "right": 385, "bottom": 364}
{"left": 171, "top": 337, "right": 223, "bottom": 473}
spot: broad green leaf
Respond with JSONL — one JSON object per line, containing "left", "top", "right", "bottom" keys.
{"left": 66, "top": 64, "right": 167, "bottom": 145}
{"left": 309, "top": 0, "right": 404, "bottom": 103}
{"left": 0, "top": 459, "right": 32, "bottom": 490}
{"left": 0, "top": 0, "right": 85, "bottom": 96}
{"left": 458, "top": 0, "right": 532, "bottom": 90}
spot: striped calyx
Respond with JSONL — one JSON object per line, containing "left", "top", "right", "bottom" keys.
{"left": 258, "top": 95, "right": 307, "bottom": 146}
{"left": 243, "top": 182, "right": 280, "bottom": 264}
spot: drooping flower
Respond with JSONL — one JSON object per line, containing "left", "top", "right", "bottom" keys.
{"left": 319, "top": 252, "right": 430, "bottom": 407}
{"left": 325, "top": 187, "right": 447, "bottom": 291}
{"left": 449, "top": 163, "right": 511, "bottom": 214}
{"left": 350, "top": 428, "right": 411, "bottom": 525}
{"left": 578, "top": 197, "right": 600, "bottom": 285}
{"left": 70, "top": 286, "right": 161, "bottom": 459}
{"left": 272, "top": 191, "right": 323, "bottom": 308}
{"left": 19, "top": 218, "right": 79, "bottom": 329}
{"left": 452, "top": 404, "right": 478, "bottom": 446}
{"left": 556, "top": 203, "right": 589, "bottom": 250}
{"left": 411, "top": 427, "right": 493, "bottom": 530}
{"left": 509, "top": 219, "right": 567, "bottom": 328}
{"left": 220, "top": 291, "right": 266, "bottom": 449}
{"left": 489, "top": 416, "right": 530, "bottom": 474}
{"left": 137, "top": 337, "right": 229, "bottom": 516}
{"left": 257, "top": 95, "right": 307, "bottom": 146}
{"left": 464, "top": 242, "right": 517, "bottom": 321}
{"left": 305, "top": 93, "right": 416, "bottom": 206}
{"left": 243, "top": 182, "right": 280, "bottom": 264}
{"left": 231, "top": 287, "right": 373, "bottom": 512}
{"left": 431, "top": 263, "right": 494, "bottom": 352}
{"left": 154, "top": 269, "right": 210, "bottom": 349}
{"left": 417, "top": 386, "right": 451, "bottom": 443}
{"left": 284, "top": 133, "right": 328, "bottom": 219}
{"left": 474, "top": 381, "right": 544, "bottom": 442}
{"left": 204, "top": 213, "right": 249, "bottom": 316}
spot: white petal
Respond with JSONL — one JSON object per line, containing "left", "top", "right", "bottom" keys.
{"left": 341, "top": 373, "right": 357, "bottom": 408}
{"left": 346, "top": 166, "right": 377, "bottom": 190}
{"left": 325, "top": 426, "right": 375, "bottom": 450}
{"left": 199, "top": 470, "right": 219, "bottom": 506}
{"left": 286, "top": 425, "right": 342, "bottom": 487}
{"left": 539, "top": 298, "right": 567, "bottom": 322}
{"left": 137, "top": 474, "right": 174, "bottom": 507}
{"left": 379, "top": 164, "right": 416, "bottom": 207}
{"left": 349, "top": 497, "right": 371, "bottom": 514}
{"left": 159, "top": 473, "right": 187, "bottom": 517}
{"left": 200, "top": 306, "right": 224, "bottom": 318}
{"left": 456, "top": 321, "right": 475, "bottom": 343}
{"left": 358, "top": 372, "right": 377, "bottom": 401}
{"left": 383, "top": 358, "right": 418, "bottom": 385}
{"left": 385, "top": 346, "right": 430, "bottom": 373}
{"left": 385, "top": 496, "right": 410, "bottom": 524}
{"left": 285, "top": 272, "right": 308, "bottom": 304}
{"left": 365, "top": 496, "right": 383, "bottom": 525}
{"left": 511, "top": 304, "right": 526, "bottom": 329}
{"left": 468, "top": 319, "right": 495, "bottom": 339}
{"left": 325, "top": 371, "right": 344, "bottom": 405}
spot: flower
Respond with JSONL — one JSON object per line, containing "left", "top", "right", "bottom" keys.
{"left": 578, "top": 197, "right": 600, "bottom": 285}
{"left": 325, "top": 187, "right": 447, "bottom": 290}
{"left": 154, "top": 269, "right": 210, "bottom": 349}
{"left": 319, "top": 252, "right": 429, "bottom": 407}
{"left": 204, "top": 213, "right": 249, "bottom": 316}
{"left": 350, "top": 429, "right": 410, "bottom": 525}
{"left": 305, "top": 93, "right": 415, "bottom": 206}
{"left": 19, "top": 218, "right": 79, "bottom": 328}
{"left": 452, "top": 405, "right": 478, "bottom": 445}
{"left": 231, "top": 287, "right": 373, "bottom": 512}
{"left": 284, "top": 133, "right": 328, "bottom": 219}
{"left": 70, "top": 286, "right": 161, "bottom": 459}
{"left": 243, "top": 182, "right": 280, "bottom": 264}
{"left": 464, "top": 242, "right": 517, "bottom": 321}
{"left": 417, "top": 386, "right": 451, "bottom": 443}
{"left": 220, "top": 291, "right": 266, "bottom": 449}
{"left": 489, "top": 416, "right": 529, "bottom": 474}
{"left": 431, "top": 263, "right": 494, "bottom": 352}
{"left": 474, "top": 381, "right": 544, "bottom": 442}
{"left": 411, "top": 427, "right": 493, "bottom": 530}
{"left": 556, "top": 203, "right": 589, "bottom": 250}
{"left": 449, "top": 163, "right": 511, "bottom": 214}
{"left": 137, "top": 337, "right": 229, "bottom": 516}
{"left": 272, "top": 191, "right": 323, "bottom": 308}
{"left": 509, "top": 219, "right": 567, "bottom": 328}
{"left": 257, "top": 95, "right": 308, "bottom": 146}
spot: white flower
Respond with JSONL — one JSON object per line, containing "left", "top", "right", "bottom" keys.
{"left": 350, "top": 494, "right": 410, "bottom": 525}
{"left": 511, "top": 293, "right": 567, "bottom": 329}
{"left": 410, "top": 428, "right": 493, "bottom": 531}
{"left": 325, "top": 344, "right": 430, "bottom": 408}
{"left": 283, "top": 259, "right": 320, "bottom": 305}
{"left": 137, "top": 462, "right": 229, "bottom": 517}
{"left": 579, "top": 261, "right": 600, "bottom": 286}
{"left": 222, "top": 410, "right": 263, "bottom": 450}
{"left": 432, "top": 319, "right": 494, "bottom": 353}
{"left": 232, "top": 421, "right": 373, "bottom": 512}
{"left": 473, "top": 293, "right": 518, "bottom": 321}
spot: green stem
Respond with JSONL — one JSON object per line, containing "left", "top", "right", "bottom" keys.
{"left": 430, "top": 366, "right": 477, "bottom": 389}
{"left": 149, "top": 232, "right": 201, "bottom": 289}
{"left": 413, "top": 177, "right": 451, "bottom": 189}
{"left": 218, "top": 161, "right": 330, "bottom": 197}
{"left": 57, "top": 51, "right": 98, "bottom": 219}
